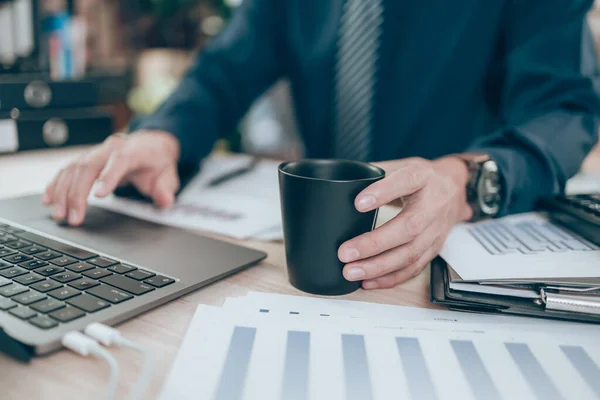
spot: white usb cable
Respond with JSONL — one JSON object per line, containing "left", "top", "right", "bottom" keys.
{"left": 85, "top": 323, "right": 154, "bottom": 400}
{"left": 62, "top": 331, "right": 120, "bottom": 400}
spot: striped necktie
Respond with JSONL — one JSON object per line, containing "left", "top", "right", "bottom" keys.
{"left": 333, "top": 0, "right": 384, "bottom": 162}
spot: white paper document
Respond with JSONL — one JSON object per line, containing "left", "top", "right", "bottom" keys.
{"left": 439, "top": 213, "right": 600, "bottom": 281}
{"left": 89, "top": 155, "right": 283, "bottom": 240}
{"left": 224, "top": 291, "right": 595, "bottom": 331}
{"left": 159, "top": 294, "right": 600, "bottom": 400}
{"left": 566, "top": 172, "right": 600, "bottom": 195}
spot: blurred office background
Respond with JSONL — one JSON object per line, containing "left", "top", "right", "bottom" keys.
{"left": 0, "top": 0, "right": 302, "bottom": 159}
{"left": 2, "top": 0, "right": 600, "bottom": 166}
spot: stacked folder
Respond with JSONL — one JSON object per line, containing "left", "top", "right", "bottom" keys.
{"left": 0, "top": 74, "right": 114, "bottom": 153}
{"left": 0, "top": 1, "right": 116, "bottom": 154}
{"left": 432, "top": 212, "right": 600, "bottom": 323}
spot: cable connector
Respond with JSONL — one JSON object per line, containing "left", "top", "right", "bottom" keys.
{"left": 85, "top": 322, "right": 124, "bottom": 346}
{"left": 62, "top": 331, "right": 102, "bottom": 356}
{"left": 85, "top": 323, "right": 154, "bottom": 400}
{"left": 62, "top": 331, "right": 120, "bottom": 400}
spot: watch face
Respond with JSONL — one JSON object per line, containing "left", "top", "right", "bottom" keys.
{"left": 477, "top": 160, "right": 501, "bottom": 216}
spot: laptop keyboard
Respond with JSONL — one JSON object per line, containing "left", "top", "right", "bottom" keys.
{"left": 0, "top": 223, "right": 176, "bottom": 330}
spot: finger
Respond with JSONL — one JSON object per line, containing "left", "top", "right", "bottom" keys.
{"left": 343, "top": 222, "right": 440, "bottom": 282}
{"left": 65, "top": 150, "right": 112, "bottom": 226}
{"left": 362, "top": 240, "right": 441, "bottom": 289}
{"left": 338, "top": 200, "right": 434, "bottom": 263}
{"left": 151, "top": 166, "right": 180, "bottom": 208}
{"left": 43, "top": 170, "right": 64, "bottom": 205}
{"left": 94, "top": 150, "right": 136, "bottom": 197}
{"left": 127, "top": 171, "right": 156, "bottom": 198}
{"left": 50, "top": 167, "right": 75, "bottom": 221}
{"left": 355, "top": 159, "right": 433, "bottom": 212}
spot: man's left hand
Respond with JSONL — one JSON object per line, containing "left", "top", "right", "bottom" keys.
{"left": 338, "top": 156, "right": 474, "bottom": 289}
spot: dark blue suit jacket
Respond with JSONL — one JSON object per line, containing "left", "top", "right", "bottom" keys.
{"left": 131, "top": 0, "right": 600, "bottom": 216}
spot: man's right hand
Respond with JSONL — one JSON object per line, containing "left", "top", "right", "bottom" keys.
{"left": 43, "top": 130, "right": 181, "bottom": 227}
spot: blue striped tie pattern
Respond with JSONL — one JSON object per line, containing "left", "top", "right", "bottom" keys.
{"left": 333, "top": 0, "right": 384, "bottom": 162}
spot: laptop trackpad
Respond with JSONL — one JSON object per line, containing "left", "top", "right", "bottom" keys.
{"left": 25, "top": 206, "right": 169, "bottom": 259}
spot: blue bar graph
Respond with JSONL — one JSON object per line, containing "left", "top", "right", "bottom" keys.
{"left": 342, "top": 334, "right": 373, "bottom": 400}
{"left": 560, "top": 345, "right": 600, "bottom": 398}
{"left": 281, "top": 331, "right": 310, "bottom": 400}
{"left": 396, "top": 337, "right": 438, "bottom": 400}
{"left": 451, "top": 340, "right": 501, "bottom": 400}
{"left": 214, "top": 326, "right": 257, "bottom": 400}
{"left": 505, "top": 342, "right": 564, "bottom": 400}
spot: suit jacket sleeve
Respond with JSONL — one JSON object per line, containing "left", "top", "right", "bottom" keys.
{"left": 129, "top": 0, "right": 287, "bottom": 165}
{"left": 468, "top": 0, "right": 600, "bottom": 216}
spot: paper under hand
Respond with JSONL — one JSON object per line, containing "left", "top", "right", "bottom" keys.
{"left": 88, "top": 155, "right": 283, "bottom": 240}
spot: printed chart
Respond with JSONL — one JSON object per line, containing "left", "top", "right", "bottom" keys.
{"left": 159, "top": 305, "right": 600, "bottom": 400}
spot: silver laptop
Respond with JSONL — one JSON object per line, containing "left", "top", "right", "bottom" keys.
{"left": 0, "top": 194, "right": 266, "bottom": 360}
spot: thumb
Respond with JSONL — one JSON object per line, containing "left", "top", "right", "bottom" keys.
{"left": 151, "top": 166, "right": 180, "bottom": 208}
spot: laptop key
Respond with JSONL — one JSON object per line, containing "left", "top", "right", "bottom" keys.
{"left": 31, "top": 298, "right": 65, "bottom": 313}
{"left": 0, "top": 233, "right": 16, "bottom": 241}
{"left": 29, "top": 315, "right": 59, "bottom": 330}
{"left": 66, "top": 262, "right": 95, "bottom": 273}
{"left": 15, "top": 231, "right": 98, "bottom": 260}
{"left": 48, "top": 286, "right": 81, "bottom": 300}
{"left": 0, "top": 266, "right": 28, "bottom": 278}
{"left": 83, "top": 268, "right": 113, "bottom": 280}
{"left": 0, "top": 260, "right": 11, "bottom": 270}
{"left": 144, "top": 276, "right": 175, "bottom": 288}
{"left": 35, "top": 250, "right": 62, "bottom": 261}
{"left": 87, "top": 285, "right": 133, "bottom": 304}
{"left": 19, "top": 260, "right": 49, "bottom": 270}
{"left": 0, "top": 277, "right": 11, "bottom": 287}
{"left": 126, "top": 269, "right": 155, "bottom": 281}
{"left": 0, "top": 298, "right": 17, "bottom": 310}
{"left": 14, "top": 273, "right": 45, "bottom": 286}
{"left": 0, "top": 284, "right": 28, "bottom": 297}
{"left": 69, "top": 278, "right": 100, "bottom": 291}
{"left": 49, "top": 306, "right": 85, "bottom": 323}
{"left": 0, "top": 246, "right": 17, "bottom": 256}
{"left": 67, "top": 294, "right": 110, "bottom": 313}
{"left": 12, "top": 291, "right": 46, "bottom": 305}
{"left": 49, "top": 256, "right": 78, "bottom": 267}
{"left": 5, "top": 240, "right": 32, "bottom": 249}
{"left": 9, "top": 306, "right": 37, "bottom": 320}
{"left": 35, "top": 266, "right": 65, "bottom": 277}
{"left": 3, "top": 227, "right": 24, "bottom": 235}
{"left": 51, "top": 271, "right": 82, "bottom": 283}
{"left": 30, "top": 280, "right": 63, "bottom": 293}
{"left": 88, "top": 257, "right": 118, "bottom": 268}
{"left": 3, "top": 254, "right": 32, "bottom": 264}
{"left": 101, "top": 275, "right": 154, "bottom": 295}
{"left": 108, "top": 264, "right": 137, "bottom": 274}
{"left": 20, "top": 245, "right": 46, "bottom": 255}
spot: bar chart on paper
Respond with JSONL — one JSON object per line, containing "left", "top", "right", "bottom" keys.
{"left": 159, "top": 306, "right": 600, "bottom": 400}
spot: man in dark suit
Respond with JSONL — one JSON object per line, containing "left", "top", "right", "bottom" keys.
{"left": 44, "top": 0, "right": 600, "bottom": 289}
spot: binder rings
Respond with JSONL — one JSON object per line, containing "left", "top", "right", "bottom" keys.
{"left": 0, "top": 75, "right": 98, "bottom": 110}
{"left": 430, "top": 257, "right": 600, "bottom": 324}
{"left": 0, "top": 107, "right": 113, "bottom": 153}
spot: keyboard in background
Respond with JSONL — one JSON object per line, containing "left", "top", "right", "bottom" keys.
{"left": 539, "top": 193, "right": 600, "bottom": 247}
{"left": 0, "top": 224, "right": 176, "bottom": 331}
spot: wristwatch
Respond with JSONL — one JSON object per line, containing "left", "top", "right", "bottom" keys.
{"left": 455, "top": 153, "right": 504, "bottom": 221}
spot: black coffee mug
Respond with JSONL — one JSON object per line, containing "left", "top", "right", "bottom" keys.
{"left": 278, "top": 159, "right": 386, "bottom": 295}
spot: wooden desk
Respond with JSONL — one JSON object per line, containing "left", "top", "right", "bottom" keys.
{"left": 0, "top": 148, "right": 433, "bottom": 400}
